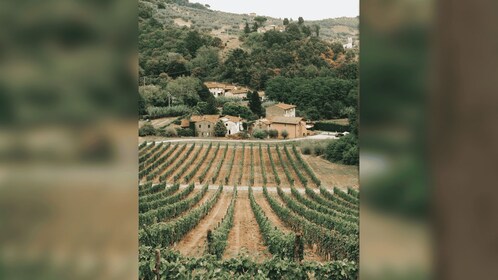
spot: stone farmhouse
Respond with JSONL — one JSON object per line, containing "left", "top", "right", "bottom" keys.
{"left": 254, "top": 103, "right": 309, "bottom": 139}
{"left": 186, "top": 114, "right": 245, "bottom": 137}
{"left": 266, "top": 103, "right": 296, "bottom": 118}
{"left": 204, "top": 82, "right": 265, "bottom": 100}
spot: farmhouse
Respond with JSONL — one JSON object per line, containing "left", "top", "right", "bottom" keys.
{"left": 190, "top": 115, "right": 220, "bottom": 137}
{"left": 220, "top": 115, "right": 244, "bottom": 136}
{"left": 204, "top": 82, "right": 227, "bottom": 98}
{"left": 204, "top": 82, "right": 262, "bottom": 101}
{"left": 187, "top": 114, "right": 245, "bottom": 137}
{"left": 266, "top": 103, "right": 296, "bottom": 118}
{"left": 254, "top": 116, "right": 309, "bottom": 139}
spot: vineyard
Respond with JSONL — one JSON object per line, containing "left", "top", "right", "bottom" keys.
{"left": 138, "top": 141, "right": 359, "bottom": 279}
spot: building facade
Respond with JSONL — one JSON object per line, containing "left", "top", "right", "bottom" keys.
{"left": 220, "top": 115, "right": 244, "bottom": 136}
{"left": 266, "top": 103, "right": 297, "bottom": 118}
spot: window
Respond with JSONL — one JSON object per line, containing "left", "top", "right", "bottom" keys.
{"left": 226, "top": 124, "right": 228, "bottom": 126}
{"left": 208, "top": 125, "right": 211, "bottom": 128}
{"left": 198, "top": 125, "right": 201, "bottom": 128}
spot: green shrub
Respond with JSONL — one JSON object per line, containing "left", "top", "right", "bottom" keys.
{"left": 159, "top": 127, "right": 178, "bottom": 138}
{"left": 253, "top": 129, "right": 268, "bottom": 139}
{"left": 313, "top": 143, "right": 326, "bottom": 156}
{"left": 325, "top": 135, "right": 358, "bottom": 165}
{"left": 301, "top": 145, "right": 312, "bottom": 155}
{"left": 268, "top": 129, "right": 279, "bottom": 139}
{"left": 176, "top": 128, "right": 194, "bottom": 137}
{"left": 281, "top": 130, "right": 289, "bottom": 139}
{"left": 139, "top": 122, "right": 156, "bottom": 136}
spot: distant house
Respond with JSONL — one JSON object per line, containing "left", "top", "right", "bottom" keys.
{"left": 266, "top": 103, "right": 296, "bottom": 118}
{"left": 205, "top": 82, "right": 227, "bottom": 98}
{"left": 220, "top": 115, "right": 244, "bottom": 136}
{"left": 258, "top": 91, "right": 266, "bottom": 101}
{"left": 204, "top": 82, "right": 250, "bottom": 99}
{"left": 254, "top": 116, "right": 309, "bottom": 139}
{"left": 190, "top": 115, "right": 220, "bottom": 137}
{"left": 343, "top": 37, "right": 353, "bottom": 49}
{"left": 225, "top": 87, "right": 250, "bottom": 99}
{"left": 257, "top": 25, "right": 285, "bottom": 33}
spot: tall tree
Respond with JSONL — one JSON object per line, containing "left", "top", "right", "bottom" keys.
{"left": 244, "top": 22, "right": 251, "bottom": 34}
{"left": 214, "top": 120, "right": 227, "bottom": 137}
{"left": 298, "top": 17, "right": 304, "bottom": 25}
{"left": 254, "top": 16, "right": 267, "bottom": 27}
{"left": 252, "top": 22, "right": 259, "bottom": 32}
{"left": 248, "top": 91, "right": 264, "bottom": 117}
{"left": 283, "top": 18, "right": 290, "bottom": 26}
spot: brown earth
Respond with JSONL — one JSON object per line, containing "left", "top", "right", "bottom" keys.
{"left": 261, "top": 145, "right": 277, "bottom": 187}
{"left": 302, "top": 154, "right": 359, "bottom": 189}
{"left": 173, "top": 191, "right": 232, "bottom": 257}
{"left": 269, "top": 146, "right": 290, "bottom": 186}
{"left": 223, "top": 191, "right": 270, "bottom": 260}
{"left": 216, "top": 146, "right": 235, "bottom": 186}
{"left": 200, "top": 146, "right": 224, "bottom": 185}
{"left": 230, "top": 146, "right": 243, "bottom": 186}
{"left": 253, "top": 146, "right": 264, "bottom": 186}
{"left": 241, "top": 146, "right": 252, "bottom": 186}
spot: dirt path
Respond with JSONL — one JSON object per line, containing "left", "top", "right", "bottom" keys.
{"left": 261, "top": 145, "right": 277, "bottom": 187}
{"left": 230, "top": 146, "right": 243, "bottom": 186}
{"left": 173, "top": 191, "right": 232, "bottom": 257}
{"left": 241, "top": 146, "right": 252, "bottom": 186}
{"left": 259, "top": 192, "right": 324, "bottom": 261}
{"left": 199, "top": 146, "right": 223, "bottom": 184}
{"left": 253, "top": 146, "right": 264, "bottom": 186}
{"left": 216, "top": 146, "right": 234, "bottom": 186}
{"left": 269, "top": 146, "right": 290, "bottom": 187}
{"left": 223, "top": 191, "right": 270, "bottom": 260}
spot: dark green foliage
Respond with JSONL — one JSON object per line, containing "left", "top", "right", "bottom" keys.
{"left": 266, "top": 76, "right": 357, "bottom": 120}
{"left": 175, "top": 127, "right": 194, "bottom": 137}
{"left": 214, "top": 120, "right": 227, "bottom": 137}
{"left": 222, "top": 102, "right": 255, "bottom": 120}
{"left": 253, "top": 129, "right": 268, "bottom": 139}
{"left": 248, "top": 91, "right": 264, "bottom": 117}
{"left": 139, "top": 122, "right": 156, "bottom": 136}
{"left": 325, "top": 135, "right": 358, "bottom": 165}
{"left": 139, "top": 93, "right": 147, "bottom": 117}
{"left": 244, "top": 22, "right": 251, "bottom": 34}
{"left": 139, "top": 247, "right": 358, "bottom": 280}
{"left": 281, "top": 130, "right": 289, "bottom": 139}
{"left": 268, "top": 129, "right": 279, "bottom": 138}
{"left": 311, "top": 122, "right": 350, "bottom": 132}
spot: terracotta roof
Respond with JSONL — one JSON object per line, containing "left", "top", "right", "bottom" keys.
{"left": 180, "top": 119, "right": 190, "bottom": 128}
{"left": 222, "top": 115, "right": 242, "bottom": 123}
{"left": 258, "top": 91, "right": 265, "bottom": 97}
{"left": 272, "top": 103, "right": 296, "bottom": 110}
{"left": 229, "top": 88, "right": 249, "bottom": 94}
{"left": 256, "top": 118, "right": 272, "bottom": 125}
{"left": 268, "top": 116, "right": 303, "bottom": 125}
{"left": 204, "top": 82, "right": 226, "bottom": 89}
{"left": 190, "top": 115, "right": 220, "bottom": 123}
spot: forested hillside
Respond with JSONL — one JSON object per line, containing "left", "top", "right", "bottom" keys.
{"left": 139, "top": 0, "right": 358, "bottom": 121}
